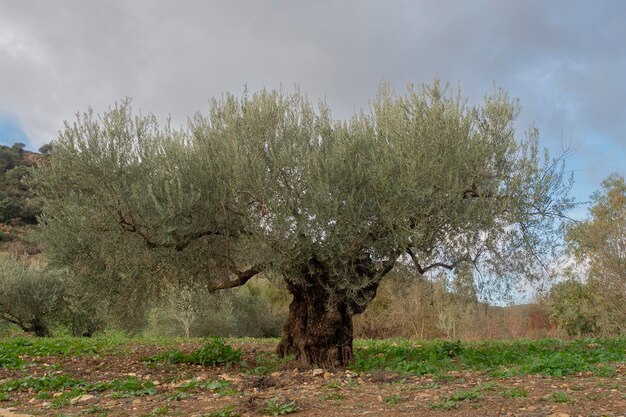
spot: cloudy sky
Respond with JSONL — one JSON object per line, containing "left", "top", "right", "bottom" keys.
{"left": 1, "top": 0, "right": 624, "bottom": 218}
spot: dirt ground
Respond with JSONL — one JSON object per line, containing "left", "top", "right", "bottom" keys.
{"left": 1, "top": 341, "right": 625, "bottom": 417}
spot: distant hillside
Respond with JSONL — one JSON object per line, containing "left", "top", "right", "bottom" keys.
{"left": 0, "top": 143, "right": 46, "bottom": 253}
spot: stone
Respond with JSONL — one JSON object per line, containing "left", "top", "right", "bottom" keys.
{"left": 70, "top": 394, "right": 95, "bottom": 405}
{"left": 312, "top": 368, "right": 324, "bottom": 377}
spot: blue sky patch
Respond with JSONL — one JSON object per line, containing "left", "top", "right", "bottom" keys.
{"left": 0, "top": 115, "right": 30, "bottom": 149}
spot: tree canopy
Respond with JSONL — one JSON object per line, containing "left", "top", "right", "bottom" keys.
{"left": 563, "top": 173, "right": 626, "bottom": 334}
{"left": 32, "top": 82, "right": 575, "bottom": 367}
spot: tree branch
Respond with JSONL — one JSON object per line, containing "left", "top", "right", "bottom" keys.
{"left": 117, "top": 210, "right": 245, "bottom": 251}
{"left": 406, "top": 248, "right": 457, "bottom": 274}
{"left": 208, "top": 265, "right": 263, "bottom": 292}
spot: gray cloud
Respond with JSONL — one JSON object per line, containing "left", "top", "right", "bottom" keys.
{"left": 0, "top": 0, "right": 624, "bottom": 201}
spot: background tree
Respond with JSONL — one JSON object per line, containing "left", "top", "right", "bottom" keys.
{"left": 32, "top": 82, "right": 574, "bottom": 367}
{"left": 545, "top": 278, "right": 600, "bottom": 337}
{"left": 0, "top": 255, "right": 66, "bottom": 336}
{"left": 565, "top": 173, "right": 626, "bottom": 334}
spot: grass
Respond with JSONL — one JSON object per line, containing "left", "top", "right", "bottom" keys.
{"left": 352, "top": 337, "right": 625, "bottom": 377}
{"left": 0, "top": 333, "right": 180, "bottom": 369}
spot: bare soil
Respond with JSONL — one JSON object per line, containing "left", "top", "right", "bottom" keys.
{"left": 1, "top": 341, "right": 625, "bottom": 417}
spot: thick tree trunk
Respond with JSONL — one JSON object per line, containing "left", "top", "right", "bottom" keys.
{"left": 26, "top": 319, "right": 52, "bottom": 337}
{"left": 276, "top": 285, "right": 354, "bottom": 368}
{"left": 276, "top": 275, "right": 381, "bottom": 368}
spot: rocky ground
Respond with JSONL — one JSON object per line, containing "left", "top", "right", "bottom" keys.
{"left": 0, "top": 341, "right": 625, "bottom": 417}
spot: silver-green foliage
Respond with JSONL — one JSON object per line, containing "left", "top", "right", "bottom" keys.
{"left": 31, "top": 82, "right": 574, "bottom": 309}
{"left": 0, "top": 255, "right": 65, "bottom": 336}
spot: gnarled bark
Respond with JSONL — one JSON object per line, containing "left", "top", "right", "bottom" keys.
{"left": 276, "top": 257, "right": 385, "bottom": 368}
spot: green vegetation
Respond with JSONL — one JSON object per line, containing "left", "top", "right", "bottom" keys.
{"left": 264, "top": 398, "right": 299, "bottom": 416}
{"left": 352, "top": 338, "right": 625, "bottom": 377}
{"left": 499, "top": 387, "right": 528, "bottom": 398}
{"left": 145, "top": 338, "right": 242, "bottom": 367}
{"left": 542, "top": 391, "right": 572, "bottom": 403}
{"left": 549, "top": 173, "right": 626, "bottom": 336}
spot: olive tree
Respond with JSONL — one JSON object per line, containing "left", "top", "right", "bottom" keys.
{"left": 0, "top": 255, "right": 66, "bottom": 336}
{"left": 32, "top": 82, "right": 574, "bottom": 367}
{"left": 565, "top": 173, "right": 626, "bottom": 334}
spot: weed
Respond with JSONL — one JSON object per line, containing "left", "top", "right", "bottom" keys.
{"left": 449, "top": 388, "right": 484, "bottom": 402}
{"left": 435, "top": 340, "right": 463, "bottom": 358}
{"left": 499, "top": 387, "right": 528, "bottom": 398}
{"left": 149, "top": 406, "right": 169, "bottom": 416}
{"left": 429, "top": 399, "right": 458, "bottom": 410}
{"left": 85, "top": 405, "right": 109, "bottom": 416}
{"left": 165, "top": 390, "right": 193, "bottom": 401}
{"left": 320, "top": 392, "right": 346, "bottom": 401}
{"left": 383, "top": 394, "right": 404, "bottom": 404}
{"left": 0, "top": 392, "right": 10, "bottom": 401}
{"left": 325, "top": 380, "right": 342, "bottom": 389}
{"left": 541, "top": 391, "right": 571, "bottom": 403}
{"left": 264, "top": 398, "right": 299, "bottom": 416}
{"left": 105, "top": 377, "right": 157, "bottom": 398}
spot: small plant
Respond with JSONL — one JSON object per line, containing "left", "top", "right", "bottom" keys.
{"left": 449, "top": 388, "right": 484, "bottom": 402}
{"left": 264, "top": 398, "right": 299, "bottom": 416}
{"left": 165, "top": 390, "right": 193, "bottom": 401}
{"left": 429, "top": 399, "right": 458, "bottom": 410}
{"left": 149, "top": 406, "right": 169, "bottom": 416}
{"left": 500, "top": 387, "right": 528, "bottom": 398}
{"left": 383, "top": 394, "right": 404, "bottom": 405}
{"left": 541, "top": 391, "right": 571, "bottom": 403}
{"left": 324, "top": 380, "right": 341, "bottom": 389}
{"left": 415, "top": 382, "right": 440, "bottom": 390}
{"left": 435, "top": 340, "right": 463, "bottom": 358}
{"left": 0, "top": 392, "right": 10, "bottom": 401}
{"left": 209, "top": 405, "right": 241, "bottom": 417}
{"left": 85, "top": 405, "right": 109, "bottom": 416}
{"left": 321, "top": 392, "right": 346, "bottom": 401}
{"left": 105, "top": 377, "right": 157, "bottom": 398}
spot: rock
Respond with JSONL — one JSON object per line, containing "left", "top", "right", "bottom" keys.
{"left": 312, "top": 369, "right": 324, "bottom": 377}
{"left": 152, "top": 380, "right": 161, "bottom": 386}
{"left": 126, "top": 372, "right": 137, "bottom": 377}
{"left": 70, "top": 394, "right": 95, "bottom": 405}
{"left": 270, "top": 372, "right": 281, "bottom": 377}
{"left": 345, "top": 371, "right": 357, "bottom": 378}
{"left": 323, "top": 372, "right": 332, "bottom": 380}
{"left": 52, "top": 392, "right": 64, "bottom": 398}
{"left": 0, "top": 409, "right": 35, "bottom": 417}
